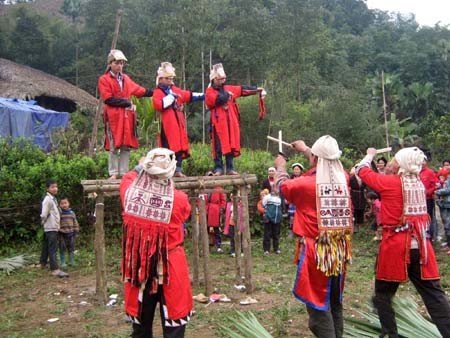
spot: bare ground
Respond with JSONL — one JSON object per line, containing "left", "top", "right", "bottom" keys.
{"left": 1, "top": 228, "right": 450, "bottom": 337}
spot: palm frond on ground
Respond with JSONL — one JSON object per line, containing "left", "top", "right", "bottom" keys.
{"left": 0, "top": 255, "right": 30, "bottom": 275}
{"left": 220, "top": 311, "right": 273, "bottom": 338}
{"left": 344, "top": 296, "right": 441, "bottom": 338}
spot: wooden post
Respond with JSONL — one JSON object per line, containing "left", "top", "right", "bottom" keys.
{"left": 240, "top": 185, "right": 254, "bottom": 293}
{"left": 199, "top": 197, "right": 212, "bottom": 295}
{"left": 94, "top": 193, "right": 107, "bottom": 303}
{"left": 190, "top": 196, "right": 199, "bottom": 288}
{"left": 232, "top": 189, "right": 242, "bottom": 284}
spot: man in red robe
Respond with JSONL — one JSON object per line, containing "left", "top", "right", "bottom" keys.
{"left": 420, "top": 157, "right": 438, "bottom": 239}
{"left": 207, "top": 186, "right": 226, "bottom": 252}
{"left": 98, "top": 49, "right": 153, "bottom": 179}
{"left": 357, "top": 147, "right": 450, "bottom": 338}
{"left": 275, "top": 135, "right": 352, "bottom": 338}
{"left": 152, "top": 62, "right": 204, "bottom": 177}
{"left": 120, "top": 148, "right": 192, "bottom": 337}
{"left": 205, "top": 63, "right": 265, "bottom": 176}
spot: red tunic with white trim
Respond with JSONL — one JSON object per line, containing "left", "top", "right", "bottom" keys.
{"left": 98, "top": 72, "right": 147, "bottom": 150}
{"left": 152, "top": 86, "right": 192, "bottom": 158}
{"left": 358, "top": 167, "right": 439, "bottom": 281}
{"left": 205, "top": 85, "right": 258, "bottom": 158}
{"left": 119, "top": 170, "right": 192, "bottom": 321}
{"left": 280, "top": 167, "right": 348, "bottom": 311}
{"left": 207, "top": 187, "right": 226, "bottom": 227}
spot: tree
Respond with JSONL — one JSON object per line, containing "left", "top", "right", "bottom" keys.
{"left": 8, "top": 7, "right": 50, "bottom": 71}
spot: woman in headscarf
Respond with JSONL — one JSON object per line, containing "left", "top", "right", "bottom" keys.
{"left": 357, "top": 147, "right": 450, "bottom": 338}
{"left": 275, "top": 135, "right": 352, "bottom": 338}
{"left": 120, "top": 148, "right": 192, "bottom": 337}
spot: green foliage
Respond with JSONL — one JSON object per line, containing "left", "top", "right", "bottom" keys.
{"left": 1, "top": 0, "right": 450, "bottom": 155}
{"left": 422, "top": 114, "right": 450, "bottom": 162}
{"left": 219, "top": 311, "right": 273, "bottom": 338}
{"left": 387, "top": 113, "right": 419, "bottom": 149}
{"left": 132, "top": 96, "right": 159, "bottom": 148}
{"left": 345, "top": 297, "right": 441, "bottom": 337}
{"left": 0, "top": 255, "right": 30, "bottom": 275}
{"left": 0, "top": 139, "right": 107, "bottom": 243}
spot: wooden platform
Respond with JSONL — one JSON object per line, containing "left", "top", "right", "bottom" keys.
{"left": 80, "top": 173, "right": 259, "bottom": 303}
{"left": 81, "top": 174, "right": 258, "bottom": 193}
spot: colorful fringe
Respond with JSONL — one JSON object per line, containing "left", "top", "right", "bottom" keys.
{"left": 315, "top": 229, "right": 352, "bottom": 276}
{"left": 122, "top": 221, "right": 169, "bottom": 293}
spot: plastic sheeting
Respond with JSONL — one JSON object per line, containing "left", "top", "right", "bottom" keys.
{"left": 0, "top": 97, "right": 70, "bottom": 152}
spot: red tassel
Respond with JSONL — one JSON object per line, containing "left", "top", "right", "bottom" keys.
{"left": 258, "top": 95, "right": 266, "bottom": 120}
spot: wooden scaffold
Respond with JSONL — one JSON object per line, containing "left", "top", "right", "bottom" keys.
{"left": 81, "top": 174, "right": 258, "bottom": 304}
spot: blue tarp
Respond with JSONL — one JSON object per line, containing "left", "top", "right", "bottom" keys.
{"left": 0, "top": 98, "right": 70, "bottom": 152}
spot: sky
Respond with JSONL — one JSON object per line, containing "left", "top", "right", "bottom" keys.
{"left": 365, "top": 0, "right": 450, "bottom": 27}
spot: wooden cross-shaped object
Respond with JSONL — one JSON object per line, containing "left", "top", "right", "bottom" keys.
{"left": 267, "top": 130, "right": 292, "bottom": 159}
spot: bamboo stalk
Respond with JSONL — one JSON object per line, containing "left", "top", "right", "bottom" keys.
{"left": 376, "top": 147, "right": 392, "bottom": 154}
{"left": 81, "top": 175, "right": 258, "bottom": 192}
{"left": 267, "top": 135, "right": 292, "bottom": 148}
{"left": 89, "top": 9, "right": 123, "bottom": 156}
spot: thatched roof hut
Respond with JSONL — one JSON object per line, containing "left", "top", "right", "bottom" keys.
{"left": 0, "top": 58, "right": 97, "bottom": 112}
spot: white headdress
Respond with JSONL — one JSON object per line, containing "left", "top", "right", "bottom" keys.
{"left": 395, "top": 147, "right": 425, "bottom": 176}
{"left": 142, "top": 148, "right": 177, "bottom": 179}
{"left": 156, "top": 62, "right": 176, "bottom": 85}
{"left": 311, "top": 135, "right": 352, "bottom": 276}
{"left": 210, "top": 63, "right": 226, "bottom": 81}
{"left": 107, "top": 49, "right": 127, "bottom": 64}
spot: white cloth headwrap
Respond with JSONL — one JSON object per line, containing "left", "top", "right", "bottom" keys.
{"left": 210, "top": 63, "right": 226, "bottom": 81}
{"left": 311, "top": 135, "right": 346, "bottom": 186}
{"left": 156, "top": 62, "right": 176, "bottom": 85}
{"left": 311, "top": 135, "right": 342, "bottom": 160}
{"left": 395, "top": 147, "right": 425, "bottom": 176}
{"left": 311, "top": 135, "right": 350, "bottom": 228}
{"left": 142, "top": 148, "right": 176, "bottom": 179}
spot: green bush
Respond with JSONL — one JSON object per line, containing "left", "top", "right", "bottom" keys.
{"left": 0, "top": 137, "right": 361, "bottom": 245}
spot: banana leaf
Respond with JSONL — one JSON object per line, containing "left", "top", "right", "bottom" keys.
{"left": 132, "top": 96, "right": 159, "bottom": 147}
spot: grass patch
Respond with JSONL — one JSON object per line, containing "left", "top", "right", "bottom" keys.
{"left": 1, "top": 225, "right": 450, "bottom": 337}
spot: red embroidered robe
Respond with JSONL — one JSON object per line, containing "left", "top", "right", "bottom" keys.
{"left": 358, "top": 167, "right": 439, "bottom": 281}
{"left": 152, "top": 86, "right": 192, "bottom": 158}
{"left": 98, "top": 72, "right": 147, "bottom": 150}
{"left": 205, "top": 85, "right": 258, "bottom": 158}
{"left": 280, "top": 167, "right": 349, "bottom": 311}
{"left": 120, "top": 170, "right": 192, "bottom": 320}
{"left": 207, "top": 187, "right": 226, "bottom": 227}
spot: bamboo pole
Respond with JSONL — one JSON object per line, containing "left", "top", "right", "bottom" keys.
{"left": 190, "top": 196, "right": 199, "bottom": 289}
{"left": 201, "top": 50, "right": 205, "bottom": 144}
{"left": 381, "top": 70, "right": 390, "bottom": 158}
{"left": 240, "top": 185, "right": 253, "bottom": 293}
{"left": 199, "top": 197, "right": 212, "bottom": 295}
{"left": 94, "top": 193, "right": 107, "bottom": 303}
{"left": 88, "top": 9, "right": 123, "bottom": 156}
{"left": 81, "top": 175, "right": 257, "bottom": 193}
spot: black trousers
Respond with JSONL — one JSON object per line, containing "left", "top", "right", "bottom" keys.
{"left": 306, "top": 275, "right": 343, "bottom": 338}
{"left": 373, "top": 249, "right": 450, "bottom": 338}
{"left": 39, "top": 231, "right": 59, "bottom": 271}
{"left": 132, "top": 285, "right": 186, "bottom": 338}
{"left": 263, "top": 220, "right": 280, "bottom": 252}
